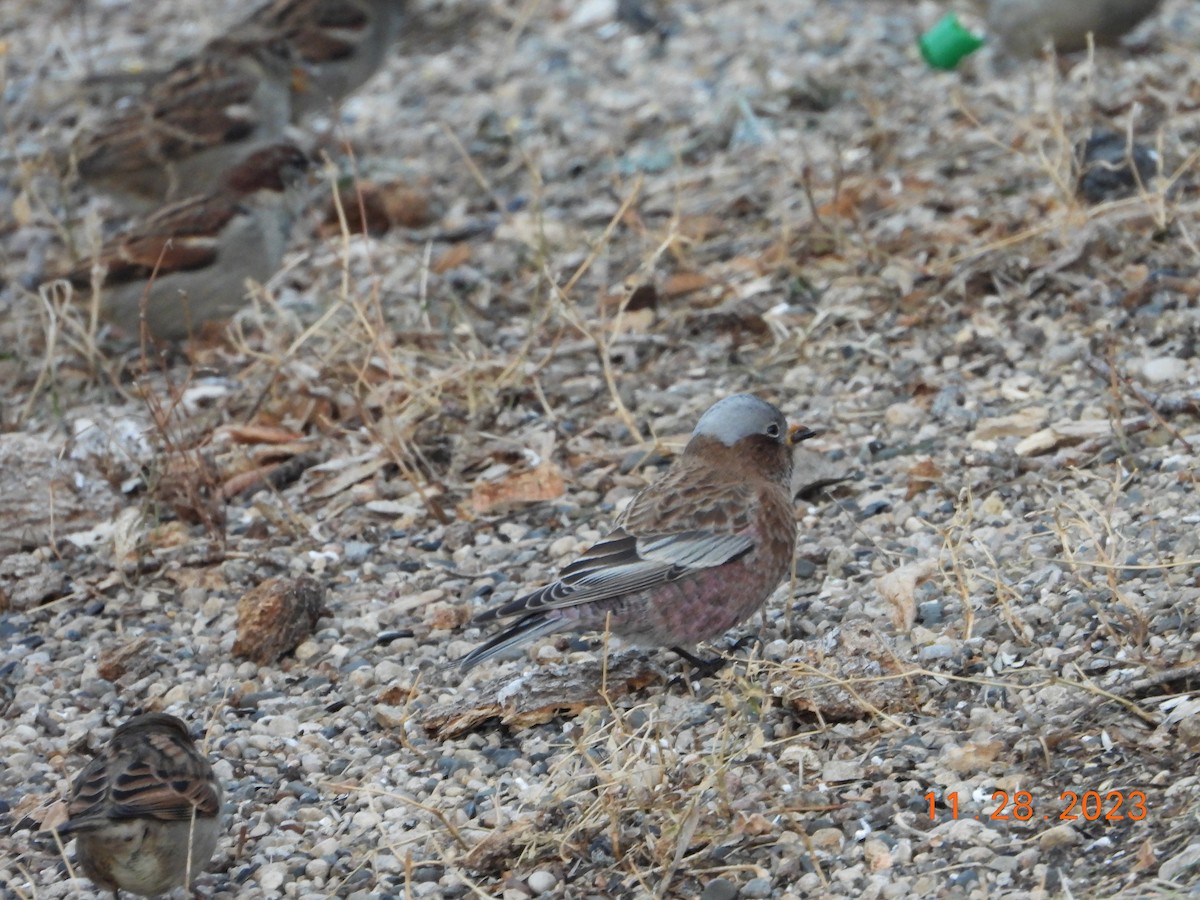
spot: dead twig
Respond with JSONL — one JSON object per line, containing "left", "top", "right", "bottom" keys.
{"left": 1085, "top": 351, "right": 1197, "bottom": 452}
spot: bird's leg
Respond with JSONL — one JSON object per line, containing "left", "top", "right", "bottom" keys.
{"left": 670, "top": 646, "right": 726, "bottom": 678}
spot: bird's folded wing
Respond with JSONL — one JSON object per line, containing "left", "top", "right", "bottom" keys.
{"left": 635, "top": 531, "right": 754, "bottom": 570}
{"left": 61, "top": 236, "right": 220, "bottom": 287}
{"left": 59, "top": 201, "right": 234, "bottom": 289}
{"left": 477, "top": 528, "right": 754, "bottom": 620}
{"left": 109, "top": 752, "right": 220, "bottom": 822}
{"left": 619, "top": 468, "right": 758, "bottom": 537}
{"left": 64, "top": 750, "right": 219, "bottom": 828}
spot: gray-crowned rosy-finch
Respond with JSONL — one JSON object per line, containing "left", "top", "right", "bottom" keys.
{"left": 460, "top": 394, "right": 814, "bottom": 672}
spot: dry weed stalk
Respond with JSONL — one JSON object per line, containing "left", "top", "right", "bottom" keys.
{"left": 1046, "top": 476, "right": 1151, "bottom": 651}
{"left": 540, "top": 176, "right": 645, "bottom": 441}
{"left": 943, "top": 61, "right": 1188, "bottom": 272}
{"left": 937, "top": 489, "right": 980, "bottom": 641}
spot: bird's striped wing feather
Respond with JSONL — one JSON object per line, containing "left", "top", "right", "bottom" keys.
{"left": 473, "top": 461, "right": 764, "bottom": 623}
{"left": 62, "top": 732, "right": 219, "bottom": 831}
{"left": 475, "top": 528, "right": 754, "bottom": 621}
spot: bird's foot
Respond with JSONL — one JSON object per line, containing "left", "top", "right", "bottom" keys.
{"left": 726, "top": 633, "right": 763, "bottom": 655}
{"left": 670, "top": 646, "right": 726, "bottom": 679}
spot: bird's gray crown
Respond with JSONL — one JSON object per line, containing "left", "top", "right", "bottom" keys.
{"left": 691, "top": 394, "right": 787, "bottom": 446}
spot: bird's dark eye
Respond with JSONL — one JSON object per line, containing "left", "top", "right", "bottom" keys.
{"left": 765, "top": 423, "right": 781, "bottom": 438}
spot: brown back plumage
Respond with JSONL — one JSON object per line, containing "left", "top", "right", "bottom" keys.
{"left": 62, "top": 713, "right": 220, "bottom": 831}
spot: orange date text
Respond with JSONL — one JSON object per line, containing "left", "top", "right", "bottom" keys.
{"left": 925, "top": 790, "right": 1147, "bottom": 823}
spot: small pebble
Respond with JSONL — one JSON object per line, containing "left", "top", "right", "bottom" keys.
{"left": 741, "top": 876, "right": 772, "bottom": 898}
{"left": 1076, "top": 130, "right": 1160, "bottom": 203}
{"left": 918, "top": 601, "right": 943, "bottom": 625}
{"left": 259, "top": 863, "right": 287, "bottom": 891}
{"left": 1038, "top": 822, "right": 1080, "bottom": 852}
{"left": 1158, "top": 842, "right": 1200, "bottom": 882}
{"left": 343, "top": 541, "right": 373, "bottom": 563}
{"left": 700, "top": 878, "right": 739, "bottom": 900}
{"left": 527, "top": 869, "right": 558, "bottom": 894}
{"left": 375, "top": 659, "right": 405, "bottom": 684}
{"left": 306, "top": 859, "right": 330, "bottom": 880}
{"left": 1140, "top": 357, "right": 1186, "bottom": 383}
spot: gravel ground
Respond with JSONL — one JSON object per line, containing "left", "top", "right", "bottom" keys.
{"left": 2, "top": 0, "right": 1200, "bottom": 897}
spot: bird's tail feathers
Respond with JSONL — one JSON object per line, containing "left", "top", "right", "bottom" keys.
{"left": 54, "top": 816, "right": 105, "bottom": 837}
{"left": 457, "top": 614, "right": 562, "bottom": 672}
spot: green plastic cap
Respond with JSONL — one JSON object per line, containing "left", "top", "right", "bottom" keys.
{"left": 919, "top": 13, "right": 985, "bottom": 70}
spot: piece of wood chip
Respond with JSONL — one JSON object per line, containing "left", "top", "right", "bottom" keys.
{"left": 233, "top": 576, "right": 328, "bottom": 666}
{"left": 421, "top": 652, "right": 660, "bottom": 738}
